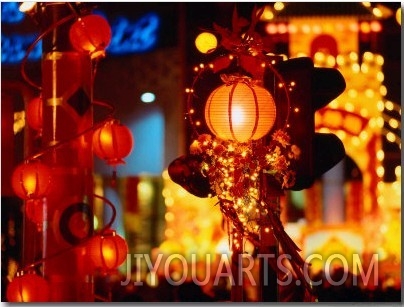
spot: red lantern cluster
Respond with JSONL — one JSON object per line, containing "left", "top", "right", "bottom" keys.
{"left": 6, "top": 272, "right": 50, "bottom": 302}
{"left": 87, "top": 229, "right": 128, "bottom": 271}
{"left": 92, "top": 120, "right": 134, "bottom": 166}
{"left": 11, "top": 161, "right": 52, "bottom": 200}
{"left": 69, "top": 14, "right": 112, "bottom": 59}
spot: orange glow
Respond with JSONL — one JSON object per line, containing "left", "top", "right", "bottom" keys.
{"left": 92, "top": 120, "right": 134, "bottom": 166}
{"left": 370, "top": 21, "right": 382, "bottom": 32}
{"left": 360, "top": 21, "right": 371, "bottom": 33}
{"left": 11, "top": 161, "right": 52, "bottom": 200}
{"left": 195, "top": 32, "right": 218, "bottom": 54}
{"left": 265, "top": 23, "right": 277, "bottom": 34}
{"left": 69, "top": 14, "right": 112, "bottom": 59}
{"left": 25, "top": 199, "right": 46, "bottom": 224}
{"left": 87, "top": 230, "right": 128, "bottom": 270}
{"left": 204, "top": 79, "right": 276, "bottom": 142}
{"left": 6, "top": 273, "right": 50, "bottom": 302}
{"left": 277, "top": 23, "right": 288, "bottom": 34}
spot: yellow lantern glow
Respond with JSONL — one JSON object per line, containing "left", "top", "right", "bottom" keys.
{"left": 6, "top": 272, "right": 50, "bottom": 302}
{"left": 195, "top": 32, "right": 218, "bottom": 54}
{"left": 87, "top": 229, "right": 128, "bottom": 271}
{"left": 204, "top": 77, "right": 276, "bottom": 142}
{"left": 11, "top": 161, "right": 52, "bottom": 200}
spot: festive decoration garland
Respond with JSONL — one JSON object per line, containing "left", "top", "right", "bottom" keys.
{"left": 169, "top": 5, "right": 316, "bottom": 300}
{"left": 190, "top": 130, "right": 300, "bottom": 233}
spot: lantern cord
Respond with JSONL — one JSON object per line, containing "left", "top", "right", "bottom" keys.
{"left": 66, "top": 2, "right": 82, "bottom": 19}
{"left": 19, "top": 193, "right": 118, "bottom": 273}
{"left": 186, "top": 65, "right": 209, "bottom": 138}
{"left": 26, "top": 100, "right": 115, "bottom": 161}
{"left": 265, "top": 62, "right": 292, "bottom": 128}
{"left": 21, "top": 13, "right": 77, "bottom": 91}
{"left": 93, "top": 193, "right": 117, "bottom": 231}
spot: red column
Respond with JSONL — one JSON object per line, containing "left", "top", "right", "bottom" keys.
{"left": 40, "top": 3, "right": 94, "bottom": 301}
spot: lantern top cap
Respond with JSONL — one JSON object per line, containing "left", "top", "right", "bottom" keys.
{"left": 16, "top": 270, "right": 37, "bottom": 277}
{"left": 220, "top": 74, "right": 262, "bottom": 87}
{"left": 99, "top": 228, "right": 118, "bottom": 237}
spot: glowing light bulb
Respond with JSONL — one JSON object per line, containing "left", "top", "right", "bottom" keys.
{"left": 195, "top": 32, "right": 218, "bottom": 54}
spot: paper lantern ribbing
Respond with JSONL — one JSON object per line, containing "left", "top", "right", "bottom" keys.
{"left": 11, "top": 161, "right": 52, "bottom": 200}
{"left": 92, "top": 120, "right": 134, "bottom": 166}
{"left": 6, "top": 273, "right": 50, "bottom": 302}
{"left": 87, "top": 230, "right": 128, "bottom": 270}
{"left": 204, "top": 77, "right": 276, "bottom": 142}
{"left": 26, "top": 96, "right": 43, "bottom": 131}
{"left": 69, "top": 14, "right": 112, "bottom": 59}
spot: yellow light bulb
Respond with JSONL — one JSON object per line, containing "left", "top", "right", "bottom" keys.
{"left": 195, "top": 32, "right": 218, "bottom": 54}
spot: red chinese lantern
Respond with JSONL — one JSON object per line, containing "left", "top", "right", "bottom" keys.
{"left": 69, "top": 14, "right": 112, "bottom": 59}
{"left": 92, "top": 120, "right": 134, "bottom": 166}
{"left": 26, "top": 96, "right": 43, "bottom": 132}
{"left": 87, "top": 229, "right": 128, "bottom": 271}
{"left": 11, "top": 161, "right": 52, "bottom": 200}
{"left": 204, "top": 76, "right": 277, "bottom": 143}
{"left": 25, "top": 199, "right": 46, "bottom": 225}
{"left": 6, "top": 272, "right": 50, "bottom": 302}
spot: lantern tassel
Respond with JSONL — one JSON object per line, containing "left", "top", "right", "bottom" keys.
{"left": 111, "top": 168, "right": 117, "bottom": 187}
{"left": 265, "top": 203, "right": 315, "bottom": 297}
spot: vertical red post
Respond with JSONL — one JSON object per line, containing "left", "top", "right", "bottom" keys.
{"left": 40, "top": 3, "right": 94, "bottom": 301}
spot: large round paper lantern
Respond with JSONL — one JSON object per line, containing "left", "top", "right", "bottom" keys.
{"left": 87, "top": 230, "right": 128, "bottom": 270}
{"left": 204, "top": 78, "right": 276, "bottom": 142}
{"left": 92, "top": 120, "right": 134, "bottom": 166}
{"left": 6, "top": 272, "right": 50, "bottom": 302}
{"left": 26, "top": 96, "right": 43, "bottom": 131}
{"left": 11, "top": 161, "right": 52, "bottom": 200}
{"left": 69, "top": 14, "right": 112, "bottom": 59}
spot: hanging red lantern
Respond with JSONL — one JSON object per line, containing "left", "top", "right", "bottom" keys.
{"left": 204, "top": 76, "right": 277, "bottom": 143}
{"left": 26, "top": 96, "right": 43, "bottom": 132}
{"left": 25, "top": 199, "right": 46, "bottom": 225}
{"left": 87, "top": 229, "right": 128, "bottom": 271}
{"left": 92, "top": 120, "right": 134, "bottom": 166}
{"left": 11, "top": 161, "right": 52, "bottom": 200}
{"left": 69, "top": 14, "right": 112, "bottom": 59}
{"left": 6, "top": 272, "right": 50, "bottom": 302}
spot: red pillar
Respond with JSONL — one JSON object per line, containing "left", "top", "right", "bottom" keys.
{"left": 40, "top": 3, "right": 94, "bottom": 301}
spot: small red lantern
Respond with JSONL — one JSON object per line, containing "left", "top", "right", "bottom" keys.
{"left": 92, "top": 120, "right": 134, "bottom": 166}
{"left": 87, "top": 229, "right": 128, "bottom": 271}
{"left": 26, "top": 96, "right": 43, "bottom": 132}
{"left": 11, "top": 161, "right": 52, "bottom": 200}
{"left": 6, "top": 272, "right": 50, "bottom": 302}
{"left": 204, "top": 76, "right": 277, "bottom": 143}
{"left": 69, "top": 14, "right": 112, "bottom": 59}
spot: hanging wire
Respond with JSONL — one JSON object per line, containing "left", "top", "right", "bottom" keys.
{"left": 20, "top": 13, "right": 77, "bottom": 90}
{"left": 94, "top": 193, "right": 117, "bottom": 231}
{"left": 19, "top": 193, "right": 118, "bottom": 273}
{"left": 26, "top": 100, "right": 115, "bottom": 161}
